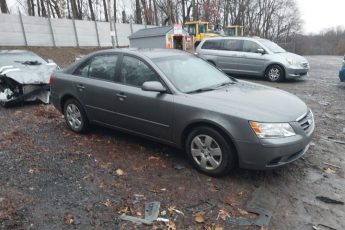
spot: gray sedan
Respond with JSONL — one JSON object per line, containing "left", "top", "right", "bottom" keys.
{"left": 50, "top": 49, "right": 314, "bottom": 176}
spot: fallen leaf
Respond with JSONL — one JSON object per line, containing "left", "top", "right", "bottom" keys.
{"left": 65, "top": 213, "right": 74, "bottom": 225}
{"left": 117, "top": 206, "right": 129, "bottom": 214}
{"left": 101, "top": 199, "right": 112, "bottom": 207}
{"left": 217, "top": 209, "right": 231, "bottom": 220}
{"left": 116, "top": 169, "right": 124, "bottom": 176}
{"left": 194, "top": 212, "right": 205, "bottom": 223}
{"left": 166, "top": 220, "right": 176, "bottom": 230}
{"left": 215, "top": 227, "right": 223, "bottom": 230}
{"left": 324, "top": 168, "right": 336, "bottom": 175}
{"left": 148, "top": 156, "right": 160, "bottom": 161}
{"left": 238, "top": 208, "right": 249, "bottom": 216}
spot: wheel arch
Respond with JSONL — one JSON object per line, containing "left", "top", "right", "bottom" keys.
{"left": 264, "top": 63, "right": 286, "bottom": 78}
{"left": 180, "top": 120, "right": 239, "bottom": 162}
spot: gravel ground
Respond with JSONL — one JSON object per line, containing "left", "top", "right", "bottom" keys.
{"left": 0, "top": 49, "right": 344, "bottom": 230}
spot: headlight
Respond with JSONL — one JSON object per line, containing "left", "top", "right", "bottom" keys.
{"left": 249, "top": 122, "right": 296, "bottom": 138}
{"left": 287, "top": 58, "right": 294, "bottom": 65}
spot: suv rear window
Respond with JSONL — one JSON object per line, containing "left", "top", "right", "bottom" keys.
{"left": 201, "top": 40, "right": 221, "bottom": 50}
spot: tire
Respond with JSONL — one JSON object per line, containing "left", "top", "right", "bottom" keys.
{"left": 63, "top": 98, "right": 88, "bottom": 133}
{"left": 186, "top": 126, "right": 236, "bottom": 177}
{"left": 265, "top": 65, "right": 285, "bottom": 82}
{"left": 207, "top": 60, "right": 216, "bottom": 67}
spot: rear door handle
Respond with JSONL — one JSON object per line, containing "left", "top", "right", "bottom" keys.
{"left": 116, "top": 92, "right": 127, "bottom": 101}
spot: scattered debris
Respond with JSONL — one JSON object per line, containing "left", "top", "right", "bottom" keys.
{"left": 174, "top": 164, "right": 185, "bottom": 170}
{"left": 318, "top": 101, "right": 330, "bottom": 106}
{"left": 226, "top": 187, "right": 277, "bottom": 227}
{"left": 316, "top": 196, "right": 344, "bottom": 205}
{"left": 168, "top": 206, "right": 184, "bottom": 216}
{"left": 193, "top": 212, "right": 205, "bottom": 223}
{"left": 120, "top": 201, "right": 164, "bottom": 225}
{"left": 101, "top": 199, "right": 112, "bottom": 207}
{"left": 324, "top": 162, "right": 341, "bottom": 169}
{"left": 321, "top": 137, "right": 345, "bottom": 145}
{"left": 312, "top": 223, "right": 337, "bottom": 230}
{"left": 186, "top": 200, "right": 215, "bottom": 212}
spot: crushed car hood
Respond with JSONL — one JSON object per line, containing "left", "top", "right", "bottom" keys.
{"left": 0, "top": 63, "right": 57, "bottom": 84}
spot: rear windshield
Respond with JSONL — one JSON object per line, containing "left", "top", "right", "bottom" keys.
{"left": 258, "top": 39, "right": 286, "bottom": 53}
{"left": 0, "top": 51, "right": 47, "bottom": 67}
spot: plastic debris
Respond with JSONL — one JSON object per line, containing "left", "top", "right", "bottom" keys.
{"left": 316, "top": 196, "right": 344, "bottom": 205}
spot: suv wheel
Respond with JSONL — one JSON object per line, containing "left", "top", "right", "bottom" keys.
{"left": 63, "top": 99, "right": 88, "bottom": 133}
{"left": 186, "top": 126, "right": 236, "bottom": 177}
{"left": 266, "top": 65, "right": 285, "bottom": 82}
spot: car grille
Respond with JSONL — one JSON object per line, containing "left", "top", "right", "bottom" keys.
{"left": 296, "top": 110, "right": 314, "bottom": 133}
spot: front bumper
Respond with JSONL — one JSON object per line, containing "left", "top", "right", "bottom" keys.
{"left": 339, "top": 66, "right": 345, "bottom": 82}
{"left": 236, "top": 114, "right": 315, "bottom": 170}
{"left": 286, "top": 66, "right": 309, "bottom": 79}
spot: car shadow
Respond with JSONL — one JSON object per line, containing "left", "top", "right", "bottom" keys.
{"left": 86, "top": 124, "right": 296, "bottom": 181}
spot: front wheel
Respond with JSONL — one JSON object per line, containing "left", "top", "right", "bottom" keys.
{"left": 265, "top": 65, "right": 285, "bottom": 82}
{"left": 186, "top": 126, "right": 236, "bottom": 177}
{"left": 63, "top": 99, "right": 88, "bottom": 133}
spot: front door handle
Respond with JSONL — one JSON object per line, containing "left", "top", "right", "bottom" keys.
{"left": 116, "top": 92, "right": 127, "bottom": 101}
{"left": 76, "top": 84, "right": 85, "bottom": 90}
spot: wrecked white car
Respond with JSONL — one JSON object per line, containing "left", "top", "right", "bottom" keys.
{"left": 0, "top": 50, "right": 58, "bottom": 107}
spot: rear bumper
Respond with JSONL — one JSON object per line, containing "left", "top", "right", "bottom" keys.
{"left": 286, "top": 66, "right": 309, "bottom": 79}
{"left": 236, "top": 122, "right": 314, "bottom": 170}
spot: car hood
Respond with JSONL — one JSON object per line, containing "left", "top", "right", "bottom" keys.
{"left": 188, "top": 81, "right": 308, "bottom": 122}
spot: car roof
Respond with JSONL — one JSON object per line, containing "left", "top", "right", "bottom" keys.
{"left": 91, "top": 48, "right": 190, "bottom": 59}
{"left": 0, "top": 50, "right": 35, "bottom": 55}
{"left": 202, "top": 37, "right": 267, "bottom": 42}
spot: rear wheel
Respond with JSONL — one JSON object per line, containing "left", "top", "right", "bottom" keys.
{"left": 266, "top": 65, "right": 285, "bottom": 82}
{"left": 63, "top": 99, "right": 88, "bottom": 133}
{"left": 186, "top": 126, "right": 236, "bottom": 177}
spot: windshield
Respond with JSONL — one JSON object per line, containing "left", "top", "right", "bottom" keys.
{"left": 183, "top": 24, "right": 196, "bottom": 36}
{"left": 258, "top": 39, "right": 286, "bottom": 53}
{"left": 153, "top": 55, "right": 233, "bottom": 93}
{"left": 199, "top": 23, "right": 207, "bottom": 33}
{"left": 0, "top": 51, "right": 47, "bottom": 67}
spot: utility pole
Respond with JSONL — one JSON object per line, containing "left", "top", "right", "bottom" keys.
{"left": 107, "top": 0, "right": 115, "bottom": 48}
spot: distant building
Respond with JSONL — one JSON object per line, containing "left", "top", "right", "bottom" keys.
{"left": 128, "top": 25, "right": 192, "bottom": 51}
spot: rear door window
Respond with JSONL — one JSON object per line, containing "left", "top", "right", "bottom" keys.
{"left": 201, "top": 40, "right": 221, "bottom": 50}
{"left": 119, "top": 56, "right": 159, "bottom": 87}
{"left": 73, "top": 54, "right": 118, "bottom": 81}
{"left": 221, "top": 39, "right": 243, "bottom": 51}
{"left": 243, "top": 40, "right": 262, "bottom": 53}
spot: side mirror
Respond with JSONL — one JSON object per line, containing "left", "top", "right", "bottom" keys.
{"left": 142, "top": 81, "right": 167, "bottom": 93}
{"left": 47, "top": 59, "right": 55, "bottom": 63}
{"left": 257, "top": 48, "right": 266, "bottom": 54}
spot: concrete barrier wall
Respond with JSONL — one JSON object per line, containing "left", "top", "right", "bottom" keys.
{"left": 0, "top": 14, "right": 154, "bottom": 47}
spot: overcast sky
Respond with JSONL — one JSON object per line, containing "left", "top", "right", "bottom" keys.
{"left": 296, "top": 0, "right": 345, "bottom": 34}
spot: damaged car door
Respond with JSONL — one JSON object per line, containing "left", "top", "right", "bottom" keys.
{"left": 72, "top": 54, "right": 121, "bottom": 125}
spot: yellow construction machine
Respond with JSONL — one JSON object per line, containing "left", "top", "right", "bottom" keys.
{"left": 183, "top": 21, "right": 220, "bottom": 47}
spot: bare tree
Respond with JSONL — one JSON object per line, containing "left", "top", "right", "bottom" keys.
{"left": 0, "top": 0, "right": 8, "bottom": 13}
